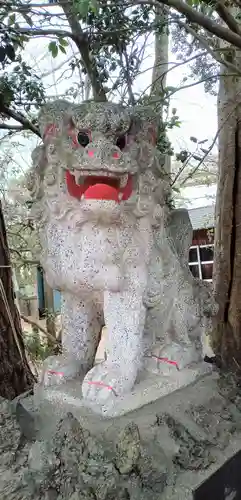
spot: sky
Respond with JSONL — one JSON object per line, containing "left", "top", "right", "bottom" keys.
{"left": 3, "top": 19, "right": 218, "bottom": 209}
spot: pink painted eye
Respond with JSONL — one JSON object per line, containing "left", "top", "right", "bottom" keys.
{"left": 112, "top": 152, "right": 120, "bottom": 159}
{"left": 88, "top": 150, "right": 94, "bottom": 157}
{"left": 77, "top": 131, "right": 90, "bottom": 147}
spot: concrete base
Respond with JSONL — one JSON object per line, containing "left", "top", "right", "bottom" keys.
{"left": 11, "top": 368, "right": 241, "bottom": 500}
{"left": 34, "top": 362, "right": 212, "bottom": 418}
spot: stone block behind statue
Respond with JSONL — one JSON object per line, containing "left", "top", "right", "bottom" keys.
{"left": 27, "top": 100, "right": 218, "bottom": 416}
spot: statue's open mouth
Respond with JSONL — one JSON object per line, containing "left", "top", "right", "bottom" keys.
{"left": 66, "top": 170, "right": 133, "bottom": 202}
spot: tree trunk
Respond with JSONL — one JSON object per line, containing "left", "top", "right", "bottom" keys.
{"left": 58, "top": 0, "right": 107, "bottom": 102}
{"left": 151, "top": 5, "right": 169, "bottom": 115}
{"left": 151, "top": 5, "right": 171, "bottom": 190}
{"left": 44, "top": 281, "right": 60, "bottom": 354}
{"left": 212, "top": 51, "right": 241, "bottom": 368}
{"left": 0, "top": 200, "right": 35, "bottom": 399}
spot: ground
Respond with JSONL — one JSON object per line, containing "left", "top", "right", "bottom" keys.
{"left": 1, "top": 370, "right": 241, "bottom": 500}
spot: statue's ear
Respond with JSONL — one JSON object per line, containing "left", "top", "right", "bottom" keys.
{"left": 38, "top": 100, "right": 74, "bottom": 138}
{"left": 129, "top": 106, "right": 159, "bottom": 146}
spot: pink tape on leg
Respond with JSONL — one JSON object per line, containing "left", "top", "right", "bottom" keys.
{"left": 86, "top": 380, "right": 118, "bottom": 396}
{"left": 47, "top": 369, "right": 64, "bottom": 376}
{"left": 146, "top": 355, "right": 179, "bottom": 370}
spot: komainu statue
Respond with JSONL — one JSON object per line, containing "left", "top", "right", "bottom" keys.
{"left": 27, "top": 100, "right": 217, "bottom": 411}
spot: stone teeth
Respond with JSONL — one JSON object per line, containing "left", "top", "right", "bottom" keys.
{"left": 120, "top": 174, "right": 128, "bottom": 188}
{"left": 118, "top": 192, "right": 123, "bottom": 201}
{"left": 74, "top": 170, "right": 81, "bottom": 184}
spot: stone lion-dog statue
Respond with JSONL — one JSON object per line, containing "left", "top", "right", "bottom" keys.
{"left": 27, "top": 100, "right": 217, "bottom": 409}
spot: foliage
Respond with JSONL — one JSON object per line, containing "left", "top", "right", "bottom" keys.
{"left": 0, "top": 0, "right": 235, "bottom": 276}
{"left": 0, "top": 62, "right": 45, "bottom": 111}
{"left": 24, "top": 327, "right": 55, "bottom": 361}
{"left": 0, "top": 0, "right": 240, "bottom": 114}
{"left": 0, "top": 11, "right": 45, "bottom": 111}
{"left": 48, "top": 38, "right": 69, "bottom": 58}
{"left": 0, "top": 15, "right": 26, "bottom": 65}
{"left": 171, "top": 22, "right": 219, "bottom": 96}
{"left": 0, "top": 142, "right": 40, "bottom": 288}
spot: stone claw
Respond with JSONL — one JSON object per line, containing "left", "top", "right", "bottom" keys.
{"left": 82, "top": 363, "right": 136, "bottom": 405}
{"left": 40, "top": 355, "right": 83, "bottom": 387}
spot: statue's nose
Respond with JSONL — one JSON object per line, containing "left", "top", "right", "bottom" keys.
{"left": 84, "top": 141, "right": 121, "bottom": 163}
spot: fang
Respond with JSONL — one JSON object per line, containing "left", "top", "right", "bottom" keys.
{"left": 120, "top": 174, "right": 128, "bottom": 188}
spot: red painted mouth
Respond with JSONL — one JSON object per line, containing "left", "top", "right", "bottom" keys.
{"left": 65, "top": 170, "right": 133, "bottom": 202}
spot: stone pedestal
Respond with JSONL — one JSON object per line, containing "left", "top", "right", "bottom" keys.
{"left": 4, "top": 370, "right": 241, "bottom": 500}
{"left": 34, "top": 362, "right": 212, "bottom": 418}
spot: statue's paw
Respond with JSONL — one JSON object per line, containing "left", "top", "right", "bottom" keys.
{"left": 41, "top": 355, "right": 83, "bottom": 387}
{"left": 145, "top": 343, "right": 201, "bottom": 375}
{"left": 82, "top": 363, "right": 135, "bottom": 404}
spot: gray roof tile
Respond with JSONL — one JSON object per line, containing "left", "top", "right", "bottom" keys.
{"left": 188, "top": 205, "right": 215, "bottom": 230}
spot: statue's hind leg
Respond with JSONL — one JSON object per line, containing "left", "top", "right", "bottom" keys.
{"left": 41, "top": 292, "right": 104, "bottom": 386}
{"left": 145, "top": 297, "right": 202, "bottom": 375}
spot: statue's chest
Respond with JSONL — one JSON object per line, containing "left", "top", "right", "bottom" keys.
{"left": 42, "top": 222, "right": 139, "bottom": 292}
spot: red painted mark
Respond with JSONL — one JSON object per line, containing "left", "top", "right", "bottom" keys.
{"left": 72, "top": 136, "right": 79, "bottom": 148}
{"left": 65, "top": 170, "right": 83, "bottom": 199}
{"left": 43, "top": 123, "right": 57, "bottom": 139}
{"left": 88, "top": 150, "right": 95, "bottom": 157}
{"left": 147, "top": 355, "right": 179, "bottom": 370}
{"left": 47, "top": 369, "right": 64, "bottom": 376}
{"left": 121, "top": 175, "right": 132, "bottom": 201}
{"left": 86, "top": 380, "right": 117, "bottom": 396}
{"left": 112, "top": 152, "right": 120, "bottom": 159}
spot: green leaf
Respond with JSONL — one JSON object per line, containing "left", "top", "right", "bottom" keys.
{"left": 165, "top": 86, "right": 177, "bottom": 94}
{"left": 48, "top": 41, "right": 58, "bottom": 58}
{"left": 186, "top": 0, "right": 198, "bottom": 5}
{"left": 0, "top": 47, "right": 6, "bottom": 62}
{"left": 8, "top": 13, "right": 16, "bottom": 25}
{"left": 59, "top": 45, "right": 66, "bottom": 54}
{"left": 5, "top": 44, "right": 15, "bottom": 62}
{"left": 58, "top": 37, "right": 68, "bottom": 47}
{"left": 74, "top": 0, "right": 92, "bottom": 16}
{"left": 90, "top": 0, "right": 99, "bottom": 14}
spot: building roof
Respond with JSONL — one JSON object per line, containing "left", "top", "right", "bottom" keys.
{"left": 188, "top": 205, "right": 215, "bottom": 230}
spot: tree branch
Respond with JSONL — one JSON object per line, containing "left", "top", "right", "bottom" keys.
{"left": 132, "top": 0, "right": 241, "bottom": 50}
{"left": 0, "top": 124, "right": 25, "bottom": 131}
{"left": 118, "top": 46, "right": 136, "bottom": 105}
{"left": 57, "top": 0, "right": 107, "bottom": 102}
{"left": 9, "top": 248, "right": 39, "bottom": 266}
{"left": 7, "top": 26, "right": 79, "bottom": 41}
{"left": 216, "top": 1, "right": 241, "bottom": 36}
{"left": 6, "top": 24, "right": 106, "bottom": 100}
{"left": 179, "top": 99, "right": 241, "bottom": 187}
{"left": 177, "top": 19, "right": 241, "bottom": 75}
{"left": 1, "top": 105, "right": 41, "bottom": 137}
{"left": 21, "top": 314, "right": 60, "bottom": 345}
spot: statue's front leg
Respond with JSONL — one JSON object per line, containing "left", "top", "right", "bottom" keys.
{"left": 82, "top": 275, "right": 146, "bottom": 405}
{"left": 41, "top": 292, "right": 103, "bottom": 386}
